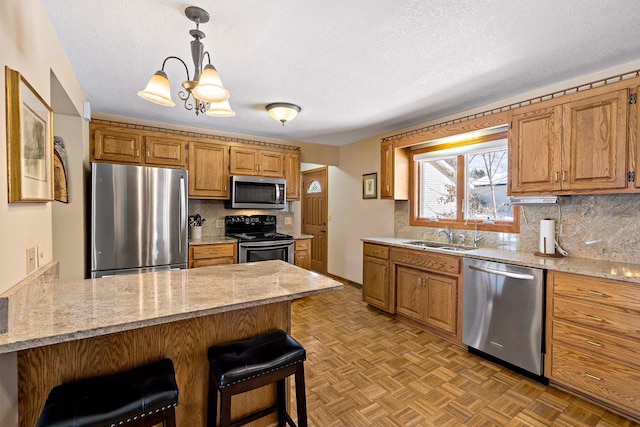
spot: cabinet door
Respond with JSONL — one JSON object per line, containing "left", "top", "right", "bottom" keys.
{"left": 259, "top": 150, "right": 285, "bottom": 177}
{"left": 230, "top": 147, "right": 259, "bottom": 175}
{"left": 363, "top": 256, "right": 391, "bottom": 312}
{"left": 396, "top": 266, "right": 425, "bottom": 321}
{"left": 381, "top": 141, "right": 394, "bottom": 198}
{"left": 509, "top": 106, "right": 562, "bottom": 194}
{"left": 189, "top": 141, "right": 230, "bottom": 199}
{"left": 562, "top": 89, "right": 629, "bottom": 190}
{"left": 144, "top": 136, "right": 187, "bottom": 167}
{"left": 424, "top": 274, "right": 457, "bottom": 334}
{"left": 284, "top": 152, "right": 301, "bottom": 200}
{"left": 294, "top": 239, "right": 311, "bottom": 270}
{"left": 93, "top": 129, "right": 142, "bottom": 164}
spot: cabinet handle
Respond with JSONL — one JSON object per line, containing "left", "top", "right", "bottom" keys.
{"left": 136, "top": 149, "right": 140, "bottom": 157}
{"left": 585, "top": 340, "right": 603, "bottom": 347}
{"left": 554, "top": 172, "right": 559, "bottom": 182}
{"left": 562, "top": 171, "right": 566, "bottom": 182}
{"left": 147, "top": 150, "right": 150, "bottom": 158}
{"left": 585, "top": 372, "right": 602, "bottom": 381}
{"left": 586, "top": 314, "right": 605, "bottom": 322}
{"left": 210, "top": 251, "right": 219, "bottom": 255}
{"left": 587, "top": 290, "right": 606, "bottom": 297}
{"left": 224, "top": 185, "right": 227, "bottom": 191}
{"left": 386, "top": 184, "right": 390, "bottom": 192}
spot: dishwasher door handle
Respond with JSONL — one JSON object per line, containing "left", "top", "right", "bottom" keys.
{"left": 468, "top": 264, "right": 535, "bottom": 280}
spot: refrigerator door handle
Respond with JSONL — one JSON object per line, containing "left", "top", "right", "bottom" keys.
{"left": 180, "top": 175, "right": 186, "bottom": 253}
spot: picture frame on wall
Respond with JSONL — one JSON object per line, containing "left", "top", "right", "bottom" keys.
{"left": 5, "top": 66, "right": 54, "bottom": 202}
{"left": 362, "top": 172, "right": 377, "bottom": 199}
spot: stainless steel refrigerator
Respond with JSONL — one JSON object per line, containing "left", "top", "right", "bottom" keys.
{"left": 91, "top": 163, "right": 188, "bottom": 278}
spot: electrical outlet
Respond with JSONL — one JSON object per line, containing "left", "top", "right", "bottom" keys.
{"left": 284, "top": 217, "right": 292, "bottom": 225}
{"left": 26, "top": 246, "right": 36, "bottom": 274}
{"left": 216, "top": 219, "right": 224, "bottom": 228}
{"left": 36, "top": 243, "right": 43, "bottom": 267}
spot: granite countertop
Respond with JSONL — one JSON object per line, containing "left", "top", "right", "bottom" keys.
{"left": 363, "top": 237, "right": 640, "bottom": 284}
{"left": 0, "top": 261, "right": 342, "bottom": 354}
{"left": 189, "top": 235, "right": 238, "bottom": 245}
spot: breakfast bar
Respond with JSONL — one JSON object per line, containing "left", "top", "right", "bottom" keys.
{"left": 0, "top": 261, "right": 342, "bottom": 426}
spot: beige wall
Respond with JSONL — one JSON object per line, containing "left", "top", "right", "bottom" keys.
{"left": 328, "top": 137, "right": 395, "bottom": 283}
{"left": 52, "top": 114, "right": 88, "bottom": 281}
{"left": 0, "top": 0, "right": 86, "bottom": 292}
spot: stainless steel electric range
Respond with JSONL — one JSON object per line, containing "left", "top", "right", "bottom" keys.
{"left": 225, "top": 215, "right": 294, "bottom": 264}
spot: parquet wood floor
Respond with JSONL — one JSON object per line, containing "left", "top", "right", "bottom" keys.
{"left": 291, "top": 285, "right": 639, "bottom": 427}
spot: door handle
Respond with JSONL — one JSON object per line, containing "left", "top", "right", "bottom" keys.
{"left": 468, "top": 264, "right": 535, "bottom": 280}
{"left": 320, "top": 229, "right": 326, "bottom": 232}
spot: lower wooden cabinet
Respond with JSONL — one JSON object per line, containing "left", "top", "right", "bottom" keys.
{"left": 548, "top": 271, "right": 640, "bottom": 419}
{"left": 362, "top": 243, "right": 393, "bottom": 312}
{"left": 294, "top": 238, "right": 311, "bottom": 270}
{"left": 396, "top": 265, "right": 457, "bottom": 334}
{"left": 189, "top": 243, "right": 237, "bottom": 268}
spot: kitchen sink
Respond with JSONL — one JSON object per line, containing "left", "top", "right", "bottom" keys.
{"left": 402, "top": 241, "right": 476, "bottom": 251}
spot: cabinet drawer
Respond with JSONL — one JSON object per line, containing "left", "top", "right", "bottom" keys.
{"left": 390, "top": 248, "right": 460, "bottom": 275}
{"left": 295, "top": 239, "right": 310, "bottom": 251}
{"left": 363, "top": 243, "right": 389, "bottom": 259}
{"left": 553, "top": 297, "right": 640, "bottom": 337}
{"left": 191, "top": 244, "right": 236, "bottom": 260}
{"left": 553, "top": 320, "right": 640, "bottom": 369}
{"left": 552, "top": 272, "right": 640, "bottom": 312}
{"left": 551, "top": 343, "right": 640, "bottom": 414}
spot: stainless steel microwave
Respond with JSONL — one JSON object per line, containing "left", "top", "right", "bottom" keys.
{"left": 228, "top": 175, "right": 286, "bottom": 209}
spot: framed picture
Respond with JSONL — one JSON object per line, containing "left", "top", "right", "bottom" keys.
{"left": 362, "top": 172, "right": 377, "bottom": 199}
{"left": 5, "top": 66, "right": 54, "bottom": 202}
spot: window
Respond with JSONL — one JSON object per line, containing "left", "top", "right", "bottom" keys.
{"left": 411, "top": 129, "right": 518, "bottom": 232}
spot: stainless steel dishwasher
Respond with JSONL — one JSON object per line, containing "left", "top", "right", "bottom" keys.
{"left": 462, "top": 258, "right": 545, "bottom": 377}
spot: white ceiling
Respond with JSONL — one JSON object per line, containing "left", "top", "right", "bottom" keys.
{"left": 41, "top": 0, "right": 640, "bottom": 146}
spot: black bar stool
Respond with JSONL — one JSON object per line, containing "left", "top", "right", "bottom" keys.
{"left": 207, "top": 329, "right": 308, "bottom": 427}
{"left": 35, "top": 358, "right": 179, "bottom": 427}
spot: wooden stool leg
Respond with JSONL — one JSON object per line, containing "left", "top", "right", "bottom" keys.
{"left": 208, "top": 377, "right": 219, "bottom": 427}
{"left": 295, "top": 364, "right": 308, "bottom": 427}
{"left": 164, "top": 406, "right": 177, "bottom": 427}
{"left": 277, "top": 378, "right": 287, "bottom": 427}
{"left": 220, "top": 390, "right": 232, "bottom": 427}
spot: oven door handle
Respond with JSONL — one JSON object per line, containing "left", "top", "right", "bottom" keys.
{"left": 240, "top": 242, "right": 293, "bottom": 249}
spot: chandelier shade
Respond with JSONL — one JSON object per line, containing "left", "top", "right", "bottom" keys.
{"left": 206, "top": 99, "right": 235, "bottom": 117}
{"left": 137, "top": 6, "right": 232, "bottom": 117}
{"left": 137, "top": 71, "right": 175, "bottom": 106}
{"left": 266, "top": 103, "right": 301, "bottom": 125}
{"left": 191, "top": 64, "right": 229, "bottom": 103}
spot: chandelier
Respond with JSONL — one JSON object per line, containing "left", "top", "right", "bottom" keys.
{"left": 138, "top": 6, "right": 234, "bottom": 117}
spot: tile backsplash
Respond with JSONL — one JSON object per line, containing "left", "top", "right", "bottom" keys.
{"left": 188, "top": 200, "right": 295, "bottom": 237}
{"left": 394, "top": 194, "right": 640, "bottom": 263}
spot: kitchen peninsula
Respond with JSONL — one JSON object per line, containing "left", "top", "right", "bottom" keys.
{"left": 0, "top": 261, "right": 342, "bottom": 426}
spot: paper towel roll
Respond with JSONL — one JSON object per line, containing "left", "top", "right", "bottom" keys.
{"left": 539, "top": 219, "right": 555, "bottom": 254}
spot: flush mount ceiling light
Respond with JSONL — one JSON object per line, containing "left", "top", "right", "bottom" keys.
{"left": 266, "top": 103, "right": 301, "bottom": 126}
{"left": 138, "top": 6, "right": 234, "bottom": 117}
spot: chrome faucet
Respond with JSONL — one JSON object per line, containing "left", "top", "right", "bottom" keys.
{"left": 473, "top": 219, "right": 482, "bottom": 247}
{"left": 458, "top": 234, "right": 466, "bottom": 245}
{"left": 437, "top": 227, "right": 454, "bottom": 244}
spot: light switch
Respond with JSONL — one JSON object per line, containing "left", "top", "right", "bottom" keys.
{"left": 284, "top": 217, "right": 292, "bottom": 225}
{"left": 216, "top": 220, "right": 224, "bottom": 228}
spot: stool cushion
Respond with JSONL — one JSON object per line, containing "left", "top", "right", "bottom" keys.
{"left": 36, "top": 358, "right": 178, "bottom": 427}
{"left": 208, "top": 329, "right": 305, "bottom": 388}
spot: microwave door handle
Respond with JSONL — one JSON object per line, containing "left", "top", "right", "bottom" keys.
{"left": 276, "top": 183, "right": 281, "bottom": 204}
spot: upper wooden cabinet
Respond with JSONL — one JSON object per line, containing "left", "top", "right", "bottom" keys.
{"left": 144, "top": 136, "right": 188, "bottom": 167}
{"left": 230, "top": 146, "right": 284, "bottom": 177}
{"left": 509, "top": 88, "right": 631, "bottom": 195}
{"left": 380, "top": 140, "right": 409, "bottom": 200}
{"left": 93, "top": 128, "right": 143, "bottom": 164}
{"left": 189, "top": 140, "right": 229, "bottom": 199}
{"left": 92, "top": 126, "right": 187, "bottom": 169}
{"left": 284, "top": 152, "right": 301, "bottom": 200}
